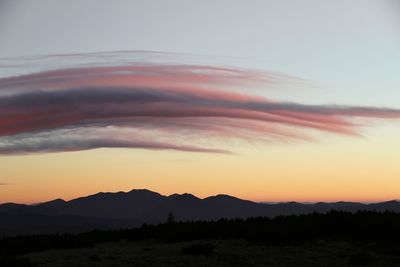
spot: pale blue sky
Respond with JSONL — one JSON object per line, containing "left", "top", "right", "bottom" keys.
{"left": 0, "top": 0, "right": 399, "bottom": 106}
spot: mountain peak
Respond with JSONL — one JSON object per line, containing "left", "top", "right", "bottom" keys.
{"left": 206, "top": 194, "right": 244, "bottom": 201}
{"left": 373, "top": 200, "right": 400, "bottom": 206}
{"left": 37, "top": 198, "right": 66, "bottom": 207}
{"left": 168, "top": 193, "right": 199, "bottom": 200}
{"left": 128, "top": 188, "right": 162, "bottom": 195}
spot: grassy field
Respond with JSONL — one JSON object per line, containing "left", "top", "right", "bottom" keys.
{"left": 22, "top": 239, "right": 400, "bottom": 267}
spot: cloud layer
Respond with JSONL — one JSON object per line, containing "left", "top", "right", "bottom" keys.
{"left": 0, "top": 51, "right": 399, "bottom": 154}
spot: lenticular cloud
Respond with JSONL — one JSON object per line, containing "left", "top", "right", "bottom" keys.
{"left": 0, "top": 51, "right": 399, "bottom": 155}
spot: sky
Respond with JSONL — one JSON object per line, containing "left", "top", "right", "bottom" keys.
{"left": 0, "top": 0, "right": 399, "bottom": 203}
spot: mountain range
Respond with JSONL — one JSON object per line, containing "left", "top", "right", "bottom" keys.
{"left": 1, "top": 189, "right": 399, "bottom": 236}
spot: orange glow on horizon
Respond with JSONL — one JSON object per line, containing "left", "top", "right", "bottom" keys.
{"left": 1, "top": 123, "right": 399, "bottom": 205}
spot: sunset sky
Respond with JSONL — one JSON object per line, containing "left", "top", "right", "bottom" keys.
{"left": 0, "top": 0, "right": 399, "bottom": 204}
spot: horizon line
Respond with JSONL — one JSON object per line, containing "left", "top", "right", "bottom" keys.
{"left": 1, "top": 188, "right": 398, "bottom": 206}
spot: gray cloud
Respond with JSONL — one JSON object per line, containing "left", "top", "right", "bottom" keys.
{"left": 0, "top": 127, "right": 230, "bottom": 155}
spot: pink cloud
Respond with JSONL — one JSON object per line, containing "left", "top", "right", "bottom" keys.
{"left": 0, "top": 51, "right": 399, "bottom": 154}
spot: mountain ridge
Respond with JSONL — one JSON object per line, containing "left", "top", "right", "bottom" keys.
{"left": 1, "top": 188, "right": 399, "bottom": 236}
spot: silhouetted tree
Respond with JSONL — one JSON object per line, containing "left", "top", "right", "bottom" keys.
{"left": 2, "top": 211, "right": 400, "bottom": 258}
{"left": 166, "top": 212, "right": 176, "bottom": 224}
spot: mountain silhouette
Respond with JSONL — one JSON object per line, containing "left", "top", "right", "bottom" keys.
{"left": 0, "top": 189, "right": 399, "bottom": 236}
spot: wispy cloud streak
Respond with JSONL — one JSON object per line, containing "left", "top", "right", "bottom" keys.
{"left": 0, "top": 51, "right": 399, "bottom": 154}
